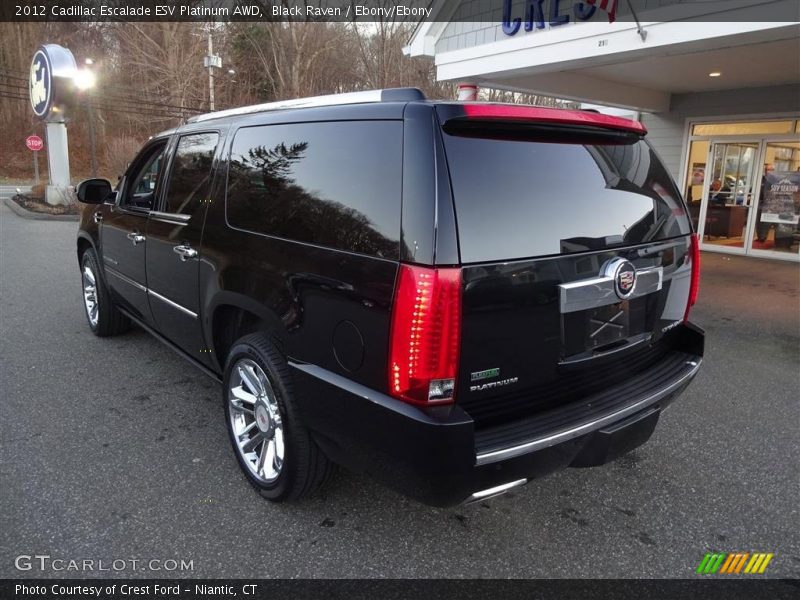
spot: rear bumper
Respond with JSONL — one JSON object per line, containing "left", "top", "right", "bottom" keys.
{"left": 290, "top": 323, "right": 704, "bottom": 507}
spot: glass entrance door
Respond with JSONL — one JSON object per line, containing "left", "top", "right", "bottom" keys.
{"left": 751, "top": 141, "right": 800, "bottom": 257}
{"left": 698, "top": 142, "right": 759, "bottom": 252}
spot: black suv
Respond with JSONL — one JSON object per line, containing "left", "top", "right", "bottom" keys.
{"left": 76, "top": 88, "right": 703, "bottom": 506}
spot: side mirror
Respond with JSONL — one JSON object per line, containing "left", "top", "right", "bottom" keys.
{"left": 76, "top": 178, "right": 112, "bottom": 204}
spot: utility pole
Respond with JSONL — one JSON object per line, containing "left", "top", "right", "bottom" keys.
{"left": 203, "top": 29, "right": 222, "bottom": 111}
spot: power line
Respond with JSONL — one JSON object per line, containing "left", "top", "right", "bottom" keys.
{"left": 1, "top": 69, "right": 214, "bottom": 111}
{"left": 0, "top": 83, "right": 205, "bottom": 117}
{"left": 0, "top": 78, "right": 207, "bottom": 114}
{"left": 0, "top": 92, "right": 189, "bottom": 121}
{"left": 95, "top": 93, "right": 206, "bottom": 114}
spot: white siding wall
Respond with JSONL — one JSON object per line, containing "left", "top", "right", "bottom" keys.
{"left": 640, "top": 112, "right": 685, "bottom": 181}
{"left": 641, "top": 84, "right": 800, "bottom": 182}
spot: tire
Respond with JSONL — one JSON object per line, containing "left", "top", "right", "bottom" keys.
{"left": 80, "top": 248, "right": 130, "bottom": 337}
{"left": 223, "top": 333, "right": 333, "bottom": 501}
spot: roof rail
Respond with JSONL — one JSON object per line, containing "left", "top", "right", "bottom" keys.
{"left": 188, "top": 88, "right": 426, "bottom": 123}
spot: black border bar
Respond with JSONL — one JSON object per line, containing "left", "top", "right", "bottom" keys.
{"left": 2, "top": 579, "right": 799, "bottom": 600}
{"left": 2, "top": 1, "right": 799, "bottom": 22}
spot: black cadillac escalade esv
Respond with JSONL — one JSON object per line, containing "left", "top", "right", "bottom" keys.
{"left": 75, "top": 88, "right": 704, "bottom": 507}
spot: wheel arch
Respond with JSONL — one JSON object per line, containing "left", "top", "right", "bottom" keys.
{"left": 207, "top": 292, "right": 288, "bottom": 372}
{"left": 76, "top": 232, "right": 96, "bottom": 266}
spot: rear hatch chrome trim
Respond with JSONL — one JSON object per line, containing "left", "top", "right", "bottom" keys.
{"left": 475, "top": 358, "right": 701, "bottom": 466}
{"left": 559, "top": 265, "right": 663, "bottom": 313}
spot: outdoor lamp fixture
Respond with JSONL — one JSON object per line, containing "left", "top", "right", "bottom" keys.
{"left": 73, "top": 68, "right": 96, "bottom": 91}
{"left": 708, "top": 72, "right": 722, "bottom": 77}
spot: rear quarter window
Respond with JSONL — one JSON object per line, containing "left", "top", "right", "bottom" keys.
{"left": 225, "top": 120, "right": 402, "bottom": 259}
{"left": 441, "top": 130, "right": 691, "bottom": 262}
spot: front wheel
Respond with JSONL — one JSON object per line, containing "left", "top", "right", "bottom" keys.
{"left": 80, "top": 249, "right": 130, "bottom": 337}
{"left": 223, "top": 333, "right": 333, "bottom": 501}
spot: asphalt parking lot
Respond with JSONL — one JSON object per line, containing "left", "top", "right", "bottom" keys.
{"left": 1, "top": 201, "right": 798, "bottom": 579}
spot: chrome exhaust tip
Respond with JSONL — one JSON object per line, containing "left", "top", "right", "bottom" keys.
{"left": 464, "top": 478, "right": 528, "bottom": 505}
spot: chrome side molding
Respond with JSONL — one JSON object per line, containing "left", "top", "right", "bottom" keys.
{"left": 148, "top": 288, "right": 198, "bottom": 319}
{"left": 105, "top": 267, "right": 197, "bottom": 319}
{"left": 105, "top": 266, "right": 146, "bottom": 292}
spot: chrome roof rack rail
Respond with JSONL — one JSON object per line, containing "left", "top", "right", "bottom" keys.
{"left": 188, "top": 88, "right": 426, "bottom": 123}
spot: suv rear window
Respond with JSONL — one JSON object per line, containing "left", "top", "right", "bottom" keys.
{"left": 226, "top": 120, "right": 401, "bottom": 258}
{"left": 441, "top": 128, "right": 690, "bottom": 263}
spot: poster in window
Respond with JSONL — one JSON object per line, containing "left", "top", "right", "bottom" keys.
{"left": 760, "top": 172, "right": 800, "bottom": 225}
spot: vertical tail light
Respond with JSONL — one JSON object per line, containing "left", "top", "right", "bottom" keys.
{"left": 683, "top": 233, "right": 700, "bottom": 322}
{"left": 389, "top": 265, "right": 462, "bottom": 406}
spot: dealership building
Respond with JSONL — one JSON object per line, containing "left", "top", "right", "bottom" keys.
{"left": 406, "top": 0, "right": 800, "bottom": 261}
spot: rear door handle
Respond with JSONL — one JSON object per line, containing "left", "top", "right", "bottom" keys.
{"left": 173, "top": 244, "right": 198, "bottom": 261}
{"left": 127, "top": 232, "right": 145, "bottom": 245}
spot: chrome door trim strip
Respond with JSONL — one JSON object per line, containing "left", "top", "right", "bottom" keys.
{"left": 474, "top": 359, "right": 701, "bottom": 466}
{"left": 105, "top": 267, "right": 197, "bottom": 318}
{"left": 150, "top": 211, "right": 191, "bottom": 226}
{"left": 147, "top": 288, "right": 198, "bottom": 319}
{"left": 558, "top": 266, "right": 663, "bottom": 313}
{"left": 105, "top": 266, "right": 146, "bottom": 292}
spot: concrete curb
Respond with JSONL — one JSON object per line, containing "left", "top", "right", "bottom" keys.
{"left": 3, "top": 197, "right": 79, "bottom": 222}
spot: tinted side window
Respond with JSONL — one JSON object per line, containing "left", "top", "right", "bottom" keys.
{"left": 442, "top": 133, "right": 691, "bottom": 262}
{"left": 226, "top": 121, "right": 401, "bottom": 258}
{"left": 162, "top": 132, "right": 219, "bottom": 216}
{"left": 123, "top": 143, "right": 167, "bottom": 210}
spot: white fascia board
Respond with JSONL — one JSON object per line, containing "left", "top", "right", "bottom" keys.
{"left": 435, "top": 21, "right": 796, "bottom": 80}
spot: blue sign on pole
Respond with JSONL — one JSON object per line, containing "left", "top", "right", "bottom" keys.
{"left": 29, "top": 44, "right": 78, "bottom": 122}
{"left": 29, "top": 48, "right": 52, "bottom": 118}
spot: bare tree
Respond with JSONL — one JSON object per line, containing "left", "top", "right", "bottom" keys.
{"left": 111, "top": 22, "right": 208, "bottom": 115}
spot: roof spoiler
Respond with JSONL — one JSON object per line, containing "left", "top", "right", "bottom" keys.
{"left": 444, "top": 103, "right": 647, "bottom": 135}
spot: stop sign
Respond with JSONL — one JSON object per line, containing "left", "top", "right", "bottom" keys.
{"left": 26, "top": 135, "right": 44, "bottom": 152}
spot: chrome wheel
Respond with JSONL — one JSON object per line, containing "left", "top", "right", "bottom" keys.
{"left": 82, "top": 265, "right": 99, "bottom": 327}
{"left": 228, "top": 358, "right": 284, "bottom": 484}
